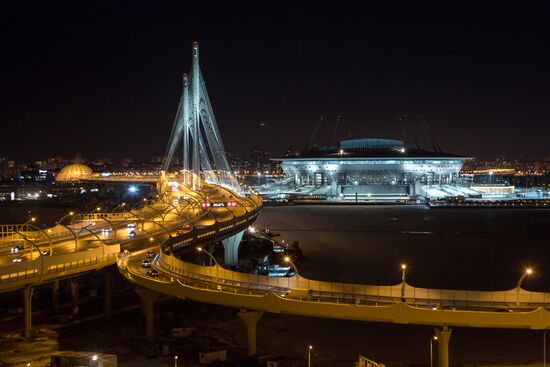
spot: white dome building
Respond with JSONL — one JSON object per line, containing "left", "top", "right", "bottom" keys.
{"left": 56, "top": 163, "right": 93, "bottom": 182}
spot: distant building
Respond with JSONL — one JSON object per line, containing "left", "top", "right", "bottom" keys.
{"left": 272, "top": 138, "right": 470, "bottom": 198}
{"left": 56, "top": 163, "right": 94, "bottom": 182}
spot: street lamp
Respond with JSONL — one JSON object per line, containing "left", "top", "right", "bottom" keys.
{"left": 284, "top": 256, "right": 299, "bottom": 275}
{"left": 307, "top": 345, "right": 313, "bottom": 367}
{"left": 174, "top": 355, "right": 178, "bottom": 367}
{"left": 401, "top": 264, "right": 407, "bottom": 302}
{"left": 196, "top": 247, "right": 219, "bottom": 280}
{"left": 283, "top": 256, "right": 299, "bottom": 289}
{"left": 516, "top": 267, "right": 534, "bottom": 306}
{"left": 430, "top": 336, "right": 438, "bottom": 367}
{"left": 58, "top": 211, "right": 75, "bottom": 225}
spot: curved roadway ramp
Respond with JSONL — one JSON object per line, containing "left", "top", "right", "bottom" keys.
{"left": 0, "top": 183, "right": 261, "bottom": 341}
{"left": 120, "top": 236, "right": 550, "bottom": 367}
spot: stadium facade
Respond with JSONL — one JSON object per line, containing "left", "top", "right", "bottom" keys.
{"left": 271, "top": 138, "right": 471, "bottom": 199}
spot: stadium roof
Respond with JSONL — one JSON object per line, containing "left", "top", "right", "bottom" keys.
{"left": 275, "top": 138, "right": 469, "bottom": 160}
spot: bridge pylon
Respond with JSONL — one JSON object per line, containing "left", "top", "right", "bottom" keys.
{"left": 163, "top": 42, "right": 241, "bottom": 194}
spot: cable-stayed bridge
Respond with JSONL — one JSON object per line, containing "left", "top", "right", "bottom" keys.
{"left": 1, "top": 43, "right": 547, "bottom": 367}
{"left": 162, "top": 41, "right": 240, "bottom": 192}
{"left": 0, "top": 42, "right": 262, "bottom": 342}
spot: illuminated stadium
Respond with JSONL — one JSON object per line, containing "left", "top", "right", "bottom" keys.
{"left": 265, "top": 138, "right": 473, "bottom": 200}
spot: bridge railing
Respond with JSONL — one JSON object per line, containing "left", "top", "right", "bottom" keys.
{"left": 356, "top": 356, "right": 386, "bottom": 367}
{"left": 163, "top": 193, "right": 262, "bottom": 253}
{"left": 158, "top": 249, "right": 550, "bottom": 308}
{"left": 0, "top": 224, "right": 35, "bottom": 242}
{"left": 0, "top": 203, "right": 179, "bottom": 249}
{"left": 0, "top": 243, "right": 120, "bottom": 287}
{"left": 73, "top": 212, "right": 135, "bottom": 222}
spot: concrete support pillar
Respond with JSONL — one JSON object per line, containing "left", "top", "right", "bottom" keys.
{"left": 238, "top": 310, "right": 264, "bottom": 355}
{"left": 222, "top": 230, "right": 244, "bottom": 266}
{"left": 52, "top": 280, "right": 60, "bottom": 312}
{"left": 70, "top": 278, "right": 79, "bottom": 317}
{"left": 435, "top": 326, "right": 452, "bottom": 367}
{"left": 103, "top": 268, "right": 113, "bottom": 319}
{"left": 23, "top": 286, "right": 33, "bottom": 339}
{"left": 135, "top": 288, "right": 159, "bottom": 341}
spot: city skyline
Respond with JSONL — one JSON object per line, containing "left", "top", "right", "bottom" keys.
{"left": 2, "top": 2, "right": 549, "bottom": 162}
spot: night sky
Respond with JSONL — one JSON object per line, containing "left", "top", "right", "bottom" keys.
{"left": 2, "top": 1, "right": 549, "bottom": 162}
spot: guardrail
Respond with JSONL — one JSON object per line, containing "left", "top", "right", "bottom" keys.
{"left": 157, "top": 245, "right": 550, "bottom": 309}
{"left": 356, "top": 356, "right": 385, "bottom": 367}
{"left": 162, "top": 194, "right": 262, "bottom": 253}
{"left": 0, "top": 188, "right": 261, "bottom": 292}
{"left": 0, "top": 243, "right": 120, "bottom": 290}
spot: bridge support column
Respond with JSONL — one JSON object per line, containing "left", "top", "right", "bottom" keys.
{"left": 435, "top": 326, "right": 452, "bottom": 367}
{"left": 222, "top": 230, "right": 244, "bottom": 266}
{"left": 23, "top": 286, "right": 33, "bottom": 339}
{"left": 104, "top": 268, "right": 113, "bottom": 319}
{"left": 70, "top": 278, "right": 79, "bottom": 317}
{"left": 135, "top": 288, "right": 159, "bottom": 341}
{"left": 52, "top": 280, "right": 60, "bottom": 312}
{"left": 238, "top": 309, "right": 263, "bottom": 355}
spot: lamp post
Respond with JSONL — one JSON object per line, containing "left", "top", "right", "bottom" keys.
{"left": 284, "top": 256, "right": 299, "bottom": 289}
{"left": 401, "top": 264, "right": 407, "bottom": 302}
{"left": 430, "top": 336, "right": 438, "bottom": 367}
{"left": 23, "top": 216, "right": 36, "bottom": 226}
{"left": 516, "top": 267, "right": 533, "bottom": 306}
{"left": 307, "top": 345, "right": 313, "bottom": 367}
{"left": 174, "top": 355, "right": 178, "bottom": 367}
{"left": 197, "top": 246, "right": 219, "bottom": 280}
{"left": 21, "top": 217, "right": 37, "bottom": 249}
{"left": 58, "top": 211, "right": 75, "bottom": 225}
{"left": 23, "top": 223, "right": 53, "bottom": 256}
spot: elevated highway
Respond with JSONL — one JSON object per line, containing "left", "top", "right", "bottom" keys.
{"left": 119, "top": 238, "right": 550, "bottom": 367}
{"left": 0, "top": 182, "right": 263, "bottom": 339}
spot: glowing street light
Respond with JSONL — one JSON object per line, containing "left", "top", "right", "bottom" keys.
{"left": 174, "top": 355, "right": 178, "bottom": 367}
{"left": 196, "top": 247, "right": 219, "bottom": 279}
{"left": 401, "top": 264, "right": 407, "bottom": 301}
{"left": 284, "top": 256, "right": 299, "bottom": 276}
{"left": 516, "top": 267, "right": 534, "bottom": 306}
{"left": 307, "top": 345, "right": 313, "bottom": 367}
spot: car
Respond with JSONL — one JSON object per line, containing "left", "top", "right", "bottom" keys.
{"left": 128, "top": 230, "right": 137, "bottom": 238}
{"left": 200, "top": 202, "right": 212, "bottom": 208}
{"left": 183, "top": 224, "right": 192, "bottom": 231}
{"left": 146, "top": 269, "right": 159, "bottom": 278}
{"left": 127, "top": 222, "right": 137, "bottom": 228}
{"left": 42, "top": 250, "right": 50, "bottom": 256}
{"left": 12, "top": 256, "right": 24, "bottom": 263}
{"left": 146, "top": 251, "right": 155, "bottom": 258}
{"left": 142, "top": 259, "right": 151, "bottom": 268}
{"left": 101, "top": 227, "right": 113, "bottom": 232}
{"left": 10, "top": 245, "right": 22, "bottom": 254}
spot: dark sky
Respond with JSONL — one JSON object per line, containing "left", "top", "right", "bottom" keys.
{"left": 1, "top": 1, "right": 549, "bottom": 162}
